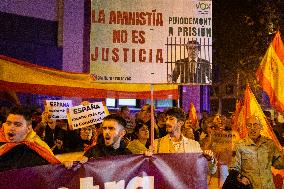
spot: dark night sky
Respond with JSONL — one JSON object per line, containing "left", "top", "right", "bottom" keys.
{"left": 212, "top": 0, "right": 283, "bottom": 83}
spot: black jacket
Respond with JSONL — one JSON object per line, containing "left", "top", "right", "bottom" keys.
{"left": 0, "top": 143, "right": 48, "bottom": 172}
{"left": 84, "top": 141, "right": 132, "bottom": 158}
{"left": 222, "top": 170, "right": 253, "bottom": 189}
{"left": 172, "top": 57, "right": 211, "bottom": 84}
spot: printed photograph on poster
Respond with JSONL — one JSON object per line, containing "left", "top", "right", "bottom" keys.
{"left": 67, "top": 102, "right": 109, "bottom": 130}
{"left": 90, "top": 0, "right": 212, "bottom": 85}
{"left": 45, "top": 100, "right": 73, "bottom": 119}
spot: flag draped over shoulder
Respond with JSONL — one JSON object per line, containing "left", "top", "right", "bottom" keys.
{"left": 188, "top": 102, "right": 198, "bottom": 126}
{"left": 256, "top": 31, "right": 284, "bottom": 112}
{"left": 0, "top": 55, "right": 178, "bottom": 99}
{"left": 0, "top": 128, "right": 60, "bottom": 164}
{"left": 237, "top": 85, "right": 282, "bottom": 150}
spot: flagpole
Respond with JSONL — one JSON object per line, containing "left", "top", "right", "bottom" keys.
{"left": 236, "top": 72, "right": 240, "bottom": 99}
{"left": 150, "top": 84, "right": 155, "bottom": 147}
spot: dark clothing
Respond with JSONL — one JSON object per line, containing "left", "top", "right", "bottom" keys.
{"left": 222, "top": 170, "right": 253, "bottom": 189}
{"left": 84, "top": 141, "right": 132, "bottom": 158}
{"left": 0, "top": 143, "right": 48, "bottom": 172}
{"left": 193, "top": 128, "right": 203, "bottom": 141}
{"left": 158, "top": 126, "right": 167, "bottom": 138}
{"left": 74, "top": 139, "right": 92, "bottom": 152}
{"left": 63, "top": 130, "right": 93, "bottom": 152}
{"left": 172, "top": 58, "right": 211, "bottom": 84}
{"left": 273, "top": 123, "right": 284, "bottom": 146}
{"left": 44, "top": 125, "right": 66, "bottom": 147}
{"left": 67, "top": 138, "right": 92, "bottom": 152}
{"left": 44, "top": 124, "right": 66, "bottom": 154}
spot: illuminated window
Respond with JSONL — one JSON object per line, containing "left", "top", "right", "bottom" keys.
{"left": 118, "top": 99, "right": 136, "bottom": 106}
{"left": 106, "top": 98, "right": 115, "bottom": 107}
{"left": 157, "top": 100, "right": 173, "bottom": 107}
{"left": 106, "top": 98, "right": 137, "bottom": 107}
{"left": 146, "top": 99, "right": 173, "bottom": 108}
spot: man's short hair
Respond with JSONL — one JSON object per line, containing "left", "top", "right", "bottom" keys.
{"left": 165, "top": 107, "right": 186, "bottom": 122}
{"left": 9, "top": 106, "right": 32, "bottom": 123}
{"left": 141, "top": 104, "right": 151, "bottom": 113}
{"left": 120, "top": 106, "right": 129, "bottom": 112}
{"left": 103, "top": 114, "right": 127, "bottom": 128}
{"left": 186, "top": 40, "right": 201, "bottom": 51}
{"left": 157, "top": 111, "right": 166, "bottom": 119}
{"left": 246, "top": 115, "right": 262, "bottom": 126}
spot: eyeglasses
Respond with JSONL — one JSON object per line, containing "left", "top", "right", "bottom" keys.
{"left": 246, "top": 123, "right": 260, "bottom": 129}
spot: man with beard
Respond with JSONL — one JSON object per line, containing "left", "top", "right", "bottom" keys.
{"left": 226, "top": 116, "right": 284, "bottom": 189}
{"left": 154, "top": 107, "right": 217, "bottom": 174}
{"left": 0, "top": 106, "right": 60, "bottom": 172}
{"left": 84, "top": 114, "right": 132, "bottom": 158}
{"left": 64, "top": 114, "right": 132, "bottom": 169}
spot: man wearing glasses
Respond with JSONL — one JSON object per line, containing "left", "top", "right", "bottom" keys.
{"left": 227, "top": 115, "right": 284, "bottom": 189}
{"left": 171, "top": 40, "right": 211, "bottom": 84}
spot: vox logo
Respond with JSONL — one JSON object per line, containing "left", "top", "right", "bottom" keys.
{"left": 196, "top": 2, "right": 211, "bottom": 11}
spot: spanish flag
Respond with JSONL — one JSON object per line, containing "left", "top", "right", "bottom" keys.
{"left": 0, "top": 55, "right": 178, "bottom": 99}
{"left": 0, "top": 128, "right": 60, "bottom": 164}
{"left": 188, "top": 102, "right": 198, "bottom": 128}
{"left": 256, "top": 31, "right": 284, "bottom": 112}
{"left": 237, "top": 85, "right": 281, "bottom": 150}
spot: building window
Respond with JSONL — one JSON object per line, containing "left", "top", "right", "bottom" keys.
{"left": 118, "top": 99, "right": 137, "bottom": 106}
{"left": 106, "top": 98, "right": 137, "bottom": 108}
{"left": 146, "top": 99, "right": 173, "bottom": 108}
{"left": 106, "top": 98, "right": 116, "bottom": 107}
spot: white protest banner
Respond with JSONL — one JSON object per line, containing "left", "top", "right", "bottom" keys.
{"left": 45, "top": 100, "right": 73, "bottom": 119}
{"left": 90, "top": 0, "right": 212, "bottom": 84}
{"left": 67, "top": 102, "right": 109, "bottom": 130}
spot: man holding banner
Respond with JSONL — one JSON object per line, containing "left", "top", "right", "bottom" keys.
{"left": 154, "top": 107, "right": 217, "bottom": 174}
{"left": 64, "top": 114, "right": 132, "bottom": 169}
{"left": 0, "top": 106, "right": 60, "bottom": 172}
{"left": 84, "top": 114, "right": 132, "bottom": 158}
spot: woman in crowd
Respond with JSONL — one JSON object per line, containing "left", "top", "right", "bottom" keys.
{"left": 127, "top": 121, "right": 150, "bottom": 154}
{"left": 39, "top": 112, "right": 65, "bottom": 154}
{"left": 64, "top": 125, "right": 97, "bottom": 152}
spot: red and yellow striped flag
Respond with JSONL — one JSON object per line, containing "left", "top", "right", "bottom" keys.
{"left": 256, "top": 31, "right": 284, "bottom": 112}
{"left": 0, "top": 55, "right": 178, "bottom": 99}
{"left": 188, "top": 102, "right": 198, "bottom": 127}
{"left": 237, "top": 84, "right": 281, "bottom": 150}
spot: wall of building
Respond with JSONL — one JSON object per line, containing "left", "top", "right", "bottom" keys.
{"left": 0, "top": 0, "right": 57, "bottom": 21}
{"left": 0, "top": 1, "right": 62, "bottom": 69}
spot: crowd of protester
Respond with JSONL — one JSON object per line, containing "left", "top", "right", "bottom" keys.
{"left": 1, "top": 103, "right": 284, "bottom": 188}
